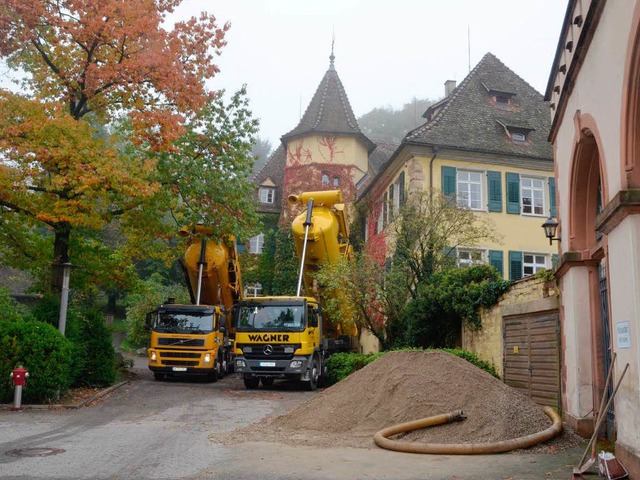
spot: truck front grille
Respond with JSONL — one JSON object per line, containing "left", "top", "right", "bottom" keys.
{"left": 157, "top": 338, "right": 204, "bottom": 347}
{"left": 237, "top": 343, "right": 301, "bottom": 360}
{"left": 160, "top": 352, "right": 200, "bottom": 359}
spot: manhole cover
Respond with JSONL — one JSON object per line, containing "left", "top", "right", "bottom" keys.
{"left": 5, "top": 447, "right": 65, "bottom": 457}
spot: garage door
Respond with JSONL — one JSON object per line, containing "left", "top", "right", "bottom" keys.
{"left": 503, "top": 311, "right": 560, "bottom": 411}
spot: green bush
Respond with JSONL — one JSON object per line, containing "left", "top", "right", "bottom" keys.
{"left": 0, "top": 288, "right": 30, "bottom": 322}
{"left": 73, "top": 309, "right": 116, "bottom": 387}
{"left": 326, "top": 348, "right": 499, "bottom": 386}
{"left": 31, "top": 294, "right": 85, "bottom": 385}
{"left": 0, "top": 320, "right": 73, "bottom": 403}
{"left": 326, "top": 352, "right": 384, "bottom": 384}
{"left": 31, "top": 295, "right": 116, "bottom": 387}
{"left": 441, "top": 348, "right": 500, "bottom": 379}
{"left": 125, "top": 274, "right": 189, "bottom": 349}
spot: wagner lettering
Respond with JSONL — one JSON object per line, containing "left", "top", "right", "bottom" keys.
{"left": 247, "top": 334, "right": 290, "bottom": 342}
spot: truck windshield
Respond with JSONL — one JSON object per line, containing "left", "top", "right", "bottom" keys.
{"left": 236, "top": 305, "right": 304, "bottom": 332}
{"left": 153, "top": 312, "right": 214, "bottom": 334}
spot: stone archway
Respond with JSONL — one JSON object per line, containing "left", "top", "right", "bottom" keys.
{"left": 566, "top": 114, "right": 612, "bottom": 438}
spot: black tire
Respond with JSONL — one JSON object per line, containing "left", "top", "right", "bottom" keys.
{"left": 243, "top": 377, "right": 260, "bottom": 389}
{"left": 153, "top": 373, "right": 165, "bottom": 381}
{"left": 302, "top": 358, "right": 319, "bottom": 391}
{"left": 260, "top": 377, "right": 274, "bottom": 387}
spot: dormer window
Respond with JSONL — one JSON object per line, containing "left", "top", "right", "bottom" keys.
{"left": 259, "top": 186, "right": 275, "bottom": 204}
{"left": 497, "top": 120, "right": 533, "bottom": 144}
{"left": 511, "top": 132, "right": 527, "bottom": 142}
{"left": 322, "top": 172, "right": 330, "bottom": 185}
{"left": 333, "top": 176, "right": 339, "bottom": 187}
{"left": 482, "top": 83, "right": 516, "bottom": 110}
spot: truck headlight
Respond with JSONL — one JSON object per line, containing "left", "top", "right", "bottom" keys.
{"left": 236, "top": 359, "right": 246, "bottom": 368}
{"left": 203, "top": 353, "right": 212, "bottom": 365}
{"left": 289, "top": 360, "right": 303, "bottom": 369}
{"left": 150, "top": 351, "right": 157, "bottom": 362}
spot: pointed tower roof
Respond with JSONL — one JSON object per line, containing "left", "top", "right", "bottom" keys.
{"left": 281, "top": 53, "right": 376, "bottom": 153}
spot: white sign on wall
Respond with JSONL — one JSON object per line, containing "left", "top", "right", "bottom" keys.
{"left": 616, "top": 321, "right": 631, "bottom": 349}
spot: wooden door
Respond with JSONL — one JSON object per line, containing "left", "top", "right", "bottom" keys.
{"left": 503, "top": 312, "right": 560, "bottom": 410}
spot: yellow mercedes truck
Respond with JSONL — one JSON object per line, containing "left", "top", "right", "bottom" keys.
{"left": 234, "top": 190, "right": 358, "bottom": 390}
{"left": 147, "top": 226, "right": 242, "bottom": 381}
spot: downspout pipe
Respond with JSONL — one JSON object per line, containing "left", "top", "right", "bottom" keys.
{"left": 428, "top": 145, "right": 439, "bottom": 195}
{"left": 373, "top": 406, "right": 562, "bottom": 455}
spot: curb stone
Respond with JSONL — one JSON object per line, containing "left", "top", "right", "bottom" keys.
{"left": 0, "top": 380, "right": 129, "bottom": 411}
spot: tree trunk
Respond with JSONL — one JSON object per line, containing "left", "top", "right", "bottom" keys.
{"left": 51, "top": 223, "right": 71, "bottom": 294}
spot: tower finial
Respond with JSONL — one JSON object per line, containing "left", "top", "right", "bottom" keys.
{"left": 329, "top": 30, "right": 335, "bottom": 70}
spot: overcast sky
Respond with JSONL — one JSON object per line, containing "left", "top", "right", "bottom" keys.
{"left": 0, "top": 1, "right": 568, "bottom": 149}
{"left": 177, "top": 0, "right": 568, "bottom": 148}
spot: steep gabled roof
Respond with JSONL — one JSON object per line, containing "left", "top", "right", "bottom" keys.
{"left": 281, "top": 54, "right": 376, "bottom": 153}
{"left": 405, "top": 52, "right": 552, "bottom": 160}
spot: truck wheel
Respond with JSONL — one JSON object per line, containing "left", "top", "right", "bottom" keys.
{"left": 303, "top": 358, "right": 319, "bottom": 391}
{"left": 260, "top": 377, "right": 274, "bottom": 387}
{"left": 243, "top": 377, "right": 260, "bottom": 389}
{"left": 216, "top": 354, "right": 225, "bottom": 380}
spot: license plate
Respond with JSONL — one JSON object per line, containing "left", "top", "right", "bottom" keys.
{"left": 172, "top": 367, "right": 187, "bottom": 372}
{"left": 259, "top": 361, "right": 276, "bottom": 367}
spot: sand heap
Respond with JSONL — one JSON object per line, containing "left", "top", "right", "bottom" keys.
{"left": 216, "top": 351, "right": 572, "bottom": 449}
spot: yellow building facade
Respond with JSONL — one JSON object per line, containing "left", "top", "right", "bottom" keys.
{"left": 360, "top": 53, "right": 557, "bottom": 280}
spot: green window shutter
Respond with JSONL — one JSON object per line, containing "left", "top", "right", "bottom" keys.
{"left": 506, "top": 172, "right": 520, "bottom": 214}
{"left": 398, "top": 171, "right": 406, "bottom": 205}
{"left": 441, "top": 166, "right": 457, "bottom": 198}
{"left": 488, "top": 250, "right": 504, "bottom": 277}
{"left": 487, "top": 171, "right": 503, "bottom": 212}
{"left": 509, "top": 251, "right": 523, "bottom": 281}
{"left": 549, "top": 177, "right": 557, "bottom": 217}
{"left": 552, "top": 253, "right": 559, "bottom": 269}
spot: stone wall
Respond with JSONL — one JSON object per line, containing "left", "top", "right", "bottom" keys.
{"left": 462, "top": 274, "right": 559, "bottom": 378}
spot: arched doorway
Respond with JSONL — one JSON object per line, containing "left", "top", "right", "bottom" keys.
{"left": 568, "top": 123, "right": 613, "bottom": 437}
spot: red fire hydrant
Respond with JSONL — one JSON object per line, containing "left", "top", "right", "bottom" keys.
{"left": 10, "top": 366, "right": 29, "bottom": 411}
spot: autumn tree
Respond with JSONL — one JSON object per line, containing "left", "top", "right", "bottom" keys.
{"left": 316, "top": 188, "right": 504, "bottom": 350}
{"left": 0, "top": 0, "right": 230, "bottom": 291}
{"left": 392, "top": 188, "right": 502, "bottom": 297}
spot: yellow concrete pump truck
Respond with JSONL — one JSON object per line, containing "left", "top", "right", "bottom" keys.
{"left": 147, "top": 226, "right": 242, "bottom": 381}
{"left": 234, "top": 190, "right": 358, "bottom": 390}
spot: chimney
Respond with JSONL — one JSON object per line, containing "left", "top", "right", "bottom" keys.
{"left": 445, "top": 80, "right": 457, "bottom": 97}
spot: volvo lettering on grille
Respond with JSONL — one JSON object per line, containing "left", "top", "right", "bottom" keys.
{"left": 263, "top": 344, "right": 274, "bottom": 355}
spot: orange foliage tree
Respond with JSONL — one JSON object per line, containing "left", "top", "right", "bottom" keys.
{"left": 0, "top": 0, "right": 230, "bottom": 292}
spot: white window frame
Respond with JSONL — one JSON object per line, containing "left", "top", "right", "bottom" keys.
{"left": 249, "top": 233, "right": 265, "bottom": 254}
{"left": 321, "top": 172, "right": 330, "bottom": 185}
{"left": 259, "top": 187, "right": 275, "bottom": 204}
{"left": 457, "top": 248, "right": 486, "bottom": 268}
{"left": 522, "top": 253, "right": 547, "bottom": 276}
{"left": 457, "top": 170, "right": 484, "bottom": 210}
{"left": 245, "top": 282, "right": 262, "bottom": 297}
{"left": 521, "top": 176, "right": 545, "bottom": 216}
{"left": 333, "top": 176, "right": 339, "bottom": 187}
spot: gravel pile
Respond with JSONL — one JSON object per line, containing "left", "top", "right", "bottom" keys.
{"left": 212, "top": 350, "right": 581, "bottom": 450}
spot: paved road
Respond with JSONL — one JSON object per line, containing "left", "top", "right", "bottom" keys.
{"left": 0, "top": 356, "right": 586, "bottom": 480}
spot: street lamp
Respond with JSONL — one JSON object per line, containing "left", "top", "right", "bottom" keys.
{"left": 542, "top": 217, "right": 560, "bottom": 245}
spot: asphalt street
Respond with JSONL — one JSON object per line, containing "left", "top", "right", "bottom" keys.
{"left": 0, "top": 355, "right": 587, "bottom": 480}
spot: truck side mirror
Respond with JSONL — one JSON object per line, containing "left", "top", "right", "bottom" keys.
{"left": 145, "top": 312, "right": 152, "bottom": 331}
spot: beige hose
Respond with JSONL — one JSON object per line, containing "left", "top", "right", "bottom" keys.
{"left": 373, "top": 406, "right": 562, "bottom": 454}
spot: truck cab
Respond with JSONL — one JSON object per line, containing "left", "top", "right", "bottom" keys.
{"left": 147, "top": 301, "right": 232, "bottom": 381}
{"left": 233, "top": 296, "right": 324, "bottom": 390}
